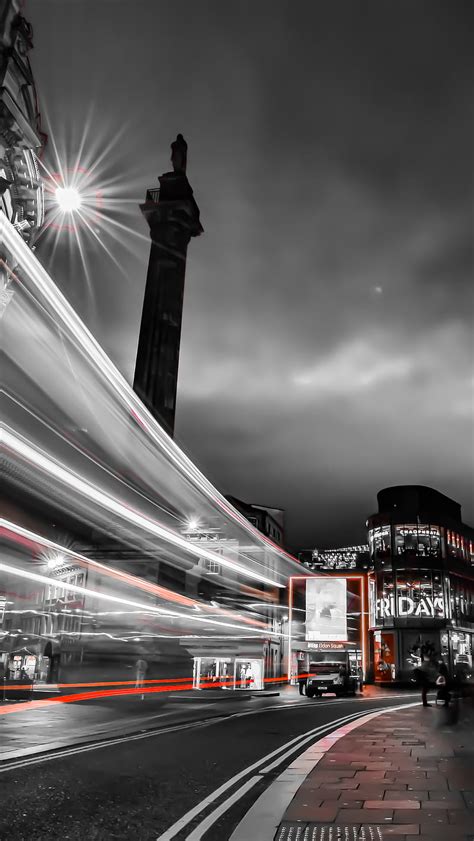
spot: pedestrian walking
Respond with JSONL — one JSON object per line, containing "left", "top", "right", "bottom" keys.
{"left": 298, "top": 673, "right": 307, "bottom": 696}
{"left": 135, "top": 658, "right": 147, "bottom": 700}
{"left": 414, "top": 656, "right": 433, "bottom": 707}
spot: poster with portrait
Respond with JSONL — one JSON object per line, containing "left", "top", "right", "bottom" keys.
{"left": 305, "top": 577, "right": 347, "bottom": 641}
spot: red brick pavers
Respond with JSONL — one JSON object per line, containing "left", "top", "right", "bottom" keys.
{"left": 276, "top": 702, "right": 474, "bottom": 840}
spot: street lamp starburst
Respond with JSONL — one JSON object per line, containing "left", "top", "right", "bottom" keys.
{"left": 54, "top": 185, "right": 82, "bottom": 213}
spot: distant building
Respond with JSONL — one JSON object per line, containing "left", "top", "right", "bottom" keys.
{"left": 225, "top": 496, "right": 285, "bottom": 547}
{"left": 298, "top": 545, "right": 370, "bottom": 572}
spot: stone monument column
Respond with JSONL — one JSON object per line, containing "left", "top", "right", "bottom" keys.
{"left": 133, "top": 135, "right": 203, "bottom": 437}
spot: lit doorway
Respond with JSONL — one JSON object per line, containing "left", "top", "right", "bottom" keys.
{"left": 234, "top": 658, "right": 263, "bottom": 690}
{"left": 192, "top": 657, "right": 232, "bottom": 689}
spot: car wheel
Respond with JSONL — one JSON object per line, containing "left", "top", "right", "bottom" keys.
{"left": 306, "top": 688, "right": 314, "bottom": 698}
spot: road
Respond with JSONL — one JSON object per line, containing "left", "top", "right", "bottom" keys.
{"left": 0, "top": 690, "right": 421, "bottom": 841}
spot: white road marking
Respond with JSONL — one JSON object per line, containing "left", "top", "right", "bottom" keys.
{"left": 185, "top": 776, "right": 262, "bottom": 841}
{"left": 155, "top": 707, "right": 388, "bottom": 841}
{"left": 0, "top": 694, "right": 418, "bottom": 774}
{"left": 229, "top": 702, "right": 421, "bottom": 841}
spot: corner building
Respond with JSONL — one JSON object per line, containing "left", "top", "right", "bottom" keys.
{"left": 367, "top": 485, "right": 474, "bottom": 683}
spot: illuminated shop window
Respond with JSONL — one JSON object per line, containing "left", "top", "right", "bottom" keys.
{"left": 397, "top": 569, "right": 431, "bottom": 605}
{"left": 447, "top": 530, "right": 470, "bottom": 561}
{"left": 451, "top": 632, "right": 472, "bottom": 670}
{"left": 395, "top": 569, "right": 445, "bottom": 617}
{"left": 368, "top": 526, "right": 391, "bottom": 560}
{"left": 450, "top": 577, "right": 474, "bottom": 623}
{"left": 373, "top": 571, "right": 396, "bottom": 625}
{"left": 376, "top": 571, "right": 394, "bottom": 601}
{"left": 395, "top": 524, "right": 440, "bottom": 558}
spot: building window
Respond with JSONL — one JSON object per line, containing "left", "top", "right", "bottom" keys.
{"left": 205, "top": 559, "right": 221, "bottom": 575}
{"left": 450, "top": 576, "right": 474, "bottom": 623}
{"left": 450, "top": 631, "right": 473, "bottom": 670}
{"left": 394, "top": 524, "right": 440, "bottom": 558}
{"left": 446, "top": 530, "right": 469, "bottom": 562}
{"left": 396, "top": 568, "right": 445, "bottom": 617}
{"left": 368, "top": 526, "right": 391, "bottom": 560}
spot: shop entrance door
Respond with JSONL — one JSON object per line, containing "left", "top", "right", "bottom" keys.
{"left": 348, "top": 649, "right": 363, "bottom": 679}
{"left": 234, "top": 658, "right": 263, "bottom": 690}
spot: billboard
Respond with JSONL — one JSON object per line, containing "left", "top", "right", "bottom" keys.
{"left": 305, "top": 577, "right": 347, "bottom": 641}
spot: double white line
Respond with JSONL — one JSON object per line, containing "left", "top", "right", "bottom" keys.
{"left": 156, "top": 706, "right": 386, "bottom": 841}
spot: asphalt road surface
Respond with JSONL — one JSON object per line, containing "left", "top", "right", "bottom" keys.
{"left": 0, "top": 691, "right": 420, "bottom": 841}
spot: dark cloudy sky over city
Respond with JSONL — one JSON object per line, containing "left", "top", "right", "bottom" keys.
{"left": 28, "top": 0, "right": 473, "bottom": 548}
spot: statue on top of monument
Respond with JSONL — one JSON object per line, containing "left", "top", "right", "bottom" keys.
{"left": 171, "top": 133, "right": 187, "bottom": 174}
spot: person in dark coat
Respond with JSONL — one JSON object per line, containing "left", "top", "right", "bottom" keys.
{"left": 414, "top": 657, "right": 432, "bottom": 706}
{"left": 298, "top": 673, "right": 307, "bottom": 696}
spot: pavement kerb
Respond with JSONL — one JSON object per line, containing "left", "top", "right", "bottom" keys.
{"left": 229, "top": 701, "right": 421, "bottom": 841}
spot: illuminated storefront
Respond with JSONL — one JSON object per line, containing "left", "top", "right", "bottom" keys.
{"left": 192, "top": 655, "right": 264, "bottom": 690}
{"left": 367, "top": 486, "right": 473, "bottom": 682}
{"left": 287, "top": 574, "right": 368, "bottom": 683}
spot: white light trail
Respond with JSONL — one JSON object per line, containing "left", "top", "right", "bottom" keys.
{"left": 0, "top": 561, "right": 283, "bottom": 638}
{"left": 0, "top": 520, "right": 268, "bottom": 629}
{"left": 0, "top": 215, "right": 299, "bottom": 574}
{"left": 2, "top": 429, "right": 283, "bottom": 589}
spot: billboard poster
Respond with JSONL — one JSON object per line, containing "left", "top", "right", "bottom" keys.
{"left": 305, "top": 577, "right": 347, "bottom": 641}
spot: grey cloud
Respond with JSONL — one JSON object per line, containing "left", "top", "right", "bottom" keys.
{"left": 27, "top": 0, "right": 473, "bottom": 548}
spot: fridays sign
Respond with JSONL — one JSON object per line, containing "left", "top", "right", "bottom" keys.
{"left": 376, "top": 595, "right": 445, "bottom": 619}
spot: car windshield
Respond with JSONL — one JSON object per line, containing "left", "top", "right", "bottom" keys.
{"left": 309, "top": 663, "right": 342, "bottom": 674}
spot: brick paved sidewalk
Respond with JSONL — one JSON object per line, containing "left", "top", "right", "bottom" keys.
{"left": 276, "top": 702, "right": 474, "bottom": 840}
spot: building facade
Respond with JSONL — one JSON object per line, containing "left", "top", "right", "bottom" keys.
{"left": 225, "top": 496, "right": 285, "bottom": 547}
{"left": 367, "top": 485, "right": 474, "bottom": 683}
{"left": 298, "top": 545, "right": 370, "bottom": 572}
{"left": 0, "top": 0, "right": 44, "bottom": 316}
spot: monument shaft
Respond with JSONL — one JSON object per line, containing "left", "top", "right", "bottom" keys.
{"left": 133, "top": 144, "right": 202, "bottom": 437}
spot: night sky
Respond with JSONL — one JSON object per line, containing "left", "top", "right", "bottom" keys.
{"left": 27, "top": 0, "right": 473, "bottom": 549}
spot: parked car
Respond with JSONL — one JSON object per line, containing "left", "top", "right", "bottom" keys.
{"left": 306, "top": 660, "right": 358, "bottom": 698}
